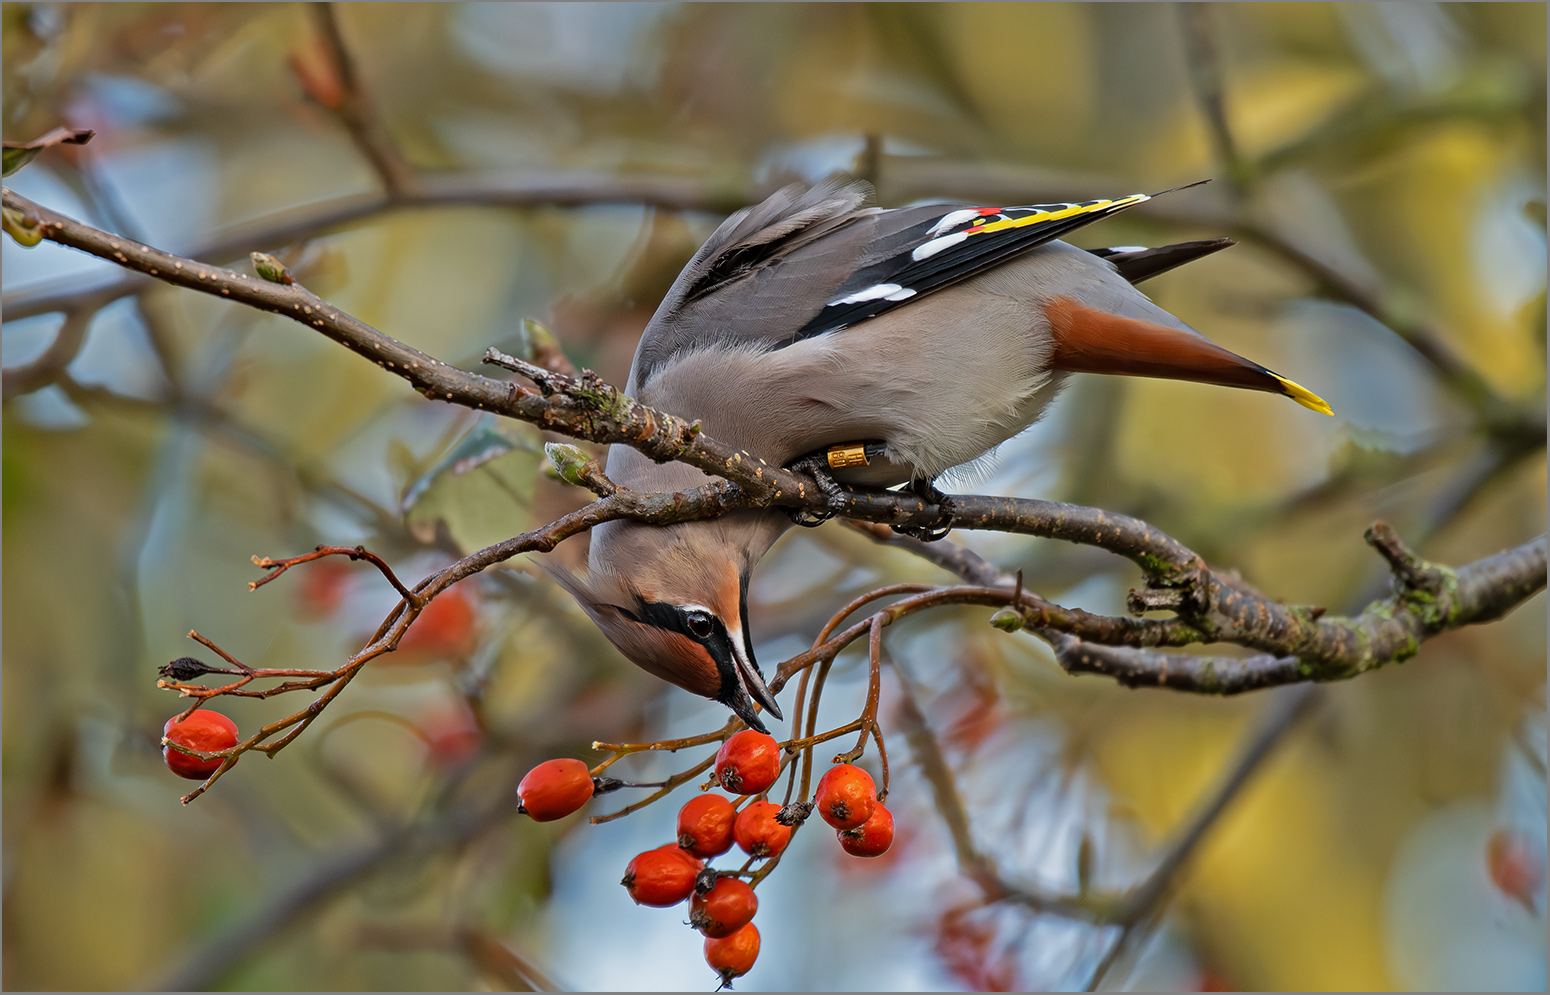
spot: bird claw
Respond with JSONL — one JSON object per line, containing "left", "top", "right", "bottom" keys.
{"left": 891, "top": 521, "right": 954, "bottom": 542}
{"left": 892, "top": 477, "right": 956, "bottom": 542}
{"left": 786, "top": 452, "right": 850, "bottom": 524}
{"left": 788, "top": 507, "right": 833, "bottom": 528}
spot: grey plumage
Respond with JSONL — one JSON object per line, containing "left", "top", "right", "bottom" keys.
{"left": 553, "top": 179, "right": 1328, "bottom": 731}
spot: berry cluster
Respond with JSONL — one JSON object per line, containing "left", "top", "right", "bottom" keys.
{"left": 511, "top": 728, "right": 894, "bottom": 988}
{"left": 156, "top": 546, "right": 911, "bottom": 987}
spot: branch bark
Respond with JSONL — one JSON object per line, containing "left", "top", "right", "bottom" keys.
{"left": 5, "top": 187, "right": 1545, "bottom": 700}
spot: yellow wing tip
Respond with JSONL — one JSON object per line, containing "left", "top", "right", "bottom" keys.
{"left": 1273, "top": 374, "right": 1334, "bottom": 416}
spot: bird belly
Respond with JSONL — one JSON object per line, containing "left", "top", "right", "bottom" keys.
{"left": 772, "top": 284, "right": 1059, "bottom": 482}
{"left": 634, "top": 268, "right": 1063, "bottom": 487}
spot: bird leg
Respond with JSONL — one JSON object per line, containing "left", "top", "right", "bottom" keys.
{"left": 784, "top": 452, "right": 850, "bottom": 527}
{"left": 892, "top": 476, "right": 956, "bottom": 542}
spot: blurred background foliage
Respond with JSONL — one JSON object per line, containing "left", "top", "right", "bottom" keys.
{"left": 2, "top": 3, "right": 1545, "bottom": 990}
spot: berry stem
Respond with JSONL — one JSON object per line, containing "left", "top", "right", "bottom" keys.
{"left": 590, "top": 717, "right": 739, "bottom": 773}
{"left": 780, "top": 718, "right": 864, "bottom": 755}
{"left": 778, "top": 665, "right": 813, "bottom": 807}
{"left": 834, "top": 614, "right": 886, "bottom": 764}
{"left": 590, "top": 752, "right": 717, "bottom": 824}
{"left": 250, "top": 544, "right": 419, "bottom": 605}
{"left": 798, "top": 657, "right": 836, "bottom": 806}
{"left": 872, "top": 723, "right": 890, "bottom": 800}
{"left": 187, "top": 629, "right": 256, "bottom": 673}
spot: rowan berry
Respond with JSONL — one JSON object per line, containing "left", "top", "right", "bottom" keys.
{"left": 421, "top": 706, "right": 482, "bottom": 768}
{"left": 622, "top": 845, "right": 704, "bottom": 907}
{"left": 689, "top": 876, "right": 758, "bottom": 938}
{"left": 714, "top": 730, "right": 780, "bottom": 795}
{"left": 704, "top": 922, "right": 759, "bottom": 987}
{"left": 678, "top": 793, "right": 737, "bottom": 858}
{"left": 162, "top": 709, "right": 239, "bottom": 780}
{"left": 814, "top": 763, "right": 876, "bottom": 830}
{"left": 395, "top": 585, "right": 477, "bottom": 659}
{"left": 838, "top": 802, "right": 894, "bottom": 857}
{"left": 733, "top": 800, "right": 791, "bottom": 858}
{"left": 517, "top": 758, "right": 594, "bottom": 821}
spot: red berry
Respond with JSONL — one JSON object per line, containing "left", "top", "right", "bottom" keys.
{"left": 814, "top": 763, "right": 876, "bottom": 830}
{"left": 518, "top": 759, "right": 594, "bottom": 821}
{"left": 733, "top": 801, "right": 791, "bottom": 859}
{"left": 704, "top": 922, "right": 760, "bottom": 986}
{"left": 622, "top": 845, "right": 704, "bottom": 907}
{"left": 838, "top": 803, "right": 894, "bottom": 857}
{"left": 421, "top": 706, "right": 483, "bottom": 768}
{"left": 295, "top": 557, "right": 352, "bottom": 619}
{"left": 395, "top": 585, "right": 478, "bottom": 659}
{"left": 163, "top": 710, "right": 239, "bottom": 780}
{"left": 690, "top": 876, "right": 759, "bottom": 938}
{"left": 1487, "top": 829, "right": 1544, "bottom": 910}
{"left": 678, "top": 793, "right": 737, "bottom": 858}
{"left": 715, "top": 730, "right": 780, "bottom": 795}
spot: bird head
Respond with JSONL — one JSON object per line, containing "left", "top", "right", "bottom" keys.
{"left": 547, "top": 513, "right": 787, "bottom": 732}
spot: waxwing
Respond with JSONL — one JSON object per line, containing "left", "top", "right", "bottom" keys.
{"left": 548, "top": 179, "right": 1330, "bottom": 732}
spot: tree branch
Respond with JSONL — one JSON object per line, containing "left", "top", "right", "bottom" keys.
{"left": 0, "top": 305, "right": 92, "bottom": 398}
{"left": 301, "top": 3, "right": 418, "bottom": 196}
{"left": 1, "top": 172, "right": 764, "bottom": 321}
{"left": 1043, "top": 635, "right": 1301, "bottom": 693}
{"left": 6, "top": 187, "right": 1544, "bottom": 701}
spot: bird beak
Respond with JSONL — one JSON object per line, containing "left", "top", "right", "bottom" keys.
{"left": 726, "top": 619, "right": 783, "bottom": 726}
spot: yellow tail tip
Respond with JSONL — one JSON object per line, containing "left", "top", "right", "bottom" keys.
{"left": 1273, "top": 374, "right": 1334, "bottom": 416}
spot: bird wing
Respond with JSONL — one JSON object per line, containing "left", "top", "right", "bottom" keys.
{"left": 789, "top": 193, "right": 1154, "bottom": 341}
{"left": 631, "top": 180, "right": 1195, "bottom": 387}
{"left": 629, "top": 179, "right": 874, "bottom": 386}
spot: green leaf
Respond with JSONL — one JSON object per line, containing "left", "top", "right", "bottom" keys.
{"left": 402, "top": 415, "right": 541, "bottom": 554}
{"left": 401, "top": 414, "right": 533, "bottom": 514}
{"left": 2, "top": 127, "right": 94, "bottom": 177}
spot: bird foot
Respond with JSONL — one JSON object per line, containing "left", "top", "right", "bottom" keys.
{"left": 892, "top": 477, "right": 956, "bottom": 542}
{"left": 785, "top": 453, "right": 849, "bottom": 528}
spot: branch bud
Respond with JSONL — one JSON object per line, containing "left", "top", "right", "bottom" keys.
{"left": 523, "top": 317, "right": 559, "bottom": 357}
{"left": 521, "top": 318, "right": 580, "bottom": 377}
{"left": 544, "top": 442, "right": 594, "bottom": 487}
{"left": 250, "top": 251, "right": 293, "bottom": 285}
{"left": 989, "top": 607, "right": 1024, "bottom": 632}
{"left": 2, "top": 206, "right": 43, "bottom": 247}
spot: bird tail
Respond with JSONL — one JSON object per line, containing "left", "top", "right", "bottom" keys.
{"left": 1044, "top": 296, "right": 1333, "bottom": 415}
{"left": 1088, "top": 238, "right": 1238, "bottom": 285}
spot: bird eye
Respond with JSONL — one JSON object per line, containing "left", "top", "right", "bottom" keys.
{"left": 685, "top": 611, "right": 715, "bottom": 639}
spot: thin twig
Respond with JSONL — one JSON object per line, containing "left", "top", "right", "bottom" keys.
{"left": 305, "top": 3, "right": 418, "bottom": 196}
{"left": 251, "top": 544, "right": 419, "bottom": 604}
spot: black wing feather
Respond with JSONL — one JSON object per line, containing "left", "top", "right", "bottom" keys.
{"left": 790, "top": 195, "right": 1150, "bottom": 341}
{"left": 1087, "top": 238, "right": 1236, "bottom": 284}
